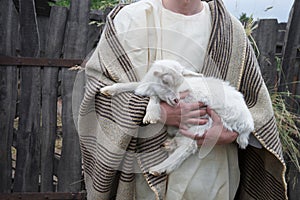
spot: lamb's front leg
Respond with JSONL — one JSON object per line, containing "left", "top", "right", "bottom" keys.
{"left": 100, "top": 82, "right": 140, "bottom": 96}
{"left": 143, "top": 96, "right": 161, "bottom": 124}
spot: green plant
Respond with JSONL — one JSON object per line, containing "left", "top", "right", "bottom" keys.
{"left": 271, "top": 91, "right": 300, "bottom": 171}
{"left": 239, "top": 13, "right": 260, "bottom": 57}
{"left": 49, "top": 0, "right": 70, "bottom": 7}
{"left": 91, "top": 0, "right": 119, "bottom": 10}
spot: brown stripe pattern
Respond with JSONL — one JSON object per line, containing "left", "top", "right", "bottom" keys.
{"left": 79, "top": 75, "right": 101, "bottom": 117}
{"left": 255, "top": 117, "right": 284, "bottom": 162}
{"left": 137, "top": 131, "right": 168, "bottom": 198}
{"left": 95, "top": 91, "right": 148, "bottom": 129}
{"left": 80, "top": 136, "right": 124, "bottom": 193}
{"left": 203, "top": 0, "right": 233, "bottom": 80}
{"left": 119, "top": 138, "right": 137, "bottom": 183}
{"left": 79, "top": 4, "right": 168, "bottom": 199}
{"left": 80, "top": 75, "right": 149, "bottom": 129}
{"left": 104, "top": 4, "right": 138, "bottom": 82}
{"left": 238, "top": 40, "right": 263, "bottom": 108}
{"left": 237, "top": 147, "right": 286, "bottom": 200}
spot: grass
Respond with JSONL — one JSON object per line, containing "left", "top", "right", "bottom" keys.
{"left": 271, "top": 91, "right": 300, "bottom": 172}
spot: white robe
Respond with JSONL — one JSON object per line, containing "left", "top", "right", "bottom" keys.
{"left": 113, "top": 0, "right": 240, "bottom": 199}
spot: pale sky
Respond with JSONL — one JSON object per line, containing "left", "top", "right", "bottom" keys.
{"left": 222, "top": 0, "right": 294, "bottom": 22}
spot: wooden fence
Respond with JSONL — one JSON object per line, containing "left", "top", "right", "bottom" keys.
{"left": 0, "top": 0, "right": 108, "bottom": 198}
{"left": 0, "top": 0, "right": 299, "bottom": 199}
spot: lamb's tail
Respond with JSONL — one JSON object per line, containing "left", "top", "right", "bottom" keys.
{"left": 149, "top": 140, "right": 197, "bottom": 176}
{"left": 237, "top": 132, "right": 250, "bottom": 149}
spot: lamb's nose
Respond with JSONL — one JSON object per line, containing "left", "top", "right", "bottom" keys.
{"left": 173, "top": 98, "right": 179, "bottom": 104}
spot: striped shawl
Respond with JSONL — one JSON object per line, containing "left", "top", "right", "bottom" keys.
{"left": 78, "top": 0, "right": 287, "bottom": 199}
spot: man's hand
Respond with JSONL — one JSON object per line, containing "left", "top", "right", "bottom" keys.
{"left": 180, "top": 107, "right": 238, "bottom": 146}
{"left": 159, "top": 91, "right": 208, "bottom": 130}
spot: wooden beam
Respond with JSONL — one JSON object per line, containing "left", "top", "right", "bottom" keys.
{"left": 0, "top": 56, "right": 83, "bottom": 67}
{"left": 0, "top": 192, "right": 86, "bottom": 200}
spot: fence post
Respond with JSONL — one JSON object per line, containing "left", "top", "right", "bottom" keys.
{"left": 40, "top": 6, "right": 68, "bottom": 192}
{"left": 280, "top": 0, "right": 300, "bottom": 98}
{"left": 57, "top": 0, "right": 91, "bottom": 192}
{"left": 13, "top": 0, "right": 41, "bottom": 192}
{"left": 0, "top": 0, "right": 19, "bottom": 193}
{"left": 252, "top": 19, "right": 279, "bottom": 90}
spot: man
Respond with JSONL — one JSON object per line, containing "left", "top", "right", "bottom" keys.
{"left": 78, "top": 0, "right": 287, "bottom": 199}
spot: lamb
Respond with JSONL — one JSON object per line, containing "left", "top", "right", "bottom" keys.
{"left": 100, "top": 59, "right": 254, "bottom": 175}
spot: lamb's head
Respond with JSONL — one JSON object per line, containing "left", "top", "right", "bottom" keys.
{"left": 150, "top": 60, "right": 185, "bottom": 106}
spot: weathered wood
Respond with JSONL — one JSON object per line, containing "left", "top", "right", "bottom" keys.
{"left": 86, "top": 10, "right": 105, "bottom": 52}
{"left": 275, "top": 23, "right": 287, "bottom": 57}
{"left": 40, "top": 6, "right": 68, "bottom": 192}
{"left": 37, "top": 16, "right": 49, "bottom": 57}
{"left": 0, "top": 192, "right": 86, "bottom": 200}
{"left": 280, "top": 0, "right": 300, "bottom": 97}
{"left": 57, "top": 0, "right": 90, "bottom": 192}
{"left": 0, "top": 56, "right": 83, "bottom": 67}
{"left": 12, "top": 0, "right": 54, "bottom": 17}
{"left": 13, "top": 0, "right": 41, "bottom": 192}
{"left": 0, "top": 0, "right": 19, "bottom": 193}
{"left": 252, "top": 19, "right": 279, "bottom": 89}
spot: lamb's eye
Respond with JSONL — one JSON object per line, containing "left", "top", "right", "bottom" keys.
{"left": 162, "top": 79, "right": 169, "bottom": 85}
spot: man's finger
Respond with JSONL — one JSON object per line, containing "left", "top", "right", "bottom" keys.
{"left": 185, "top": 118, "right": 208, "bottom": 125}
{"left": 184, "top": 109, "right": 207, "bottom": 118}
{"left": 179, "top": 129, "right": 195, "bottom": 139}
{"left": 182, "top": 102, "right": 206, "bottom": 112}
{"left": 206, "top": 106, "right": 221, "bottom": 122}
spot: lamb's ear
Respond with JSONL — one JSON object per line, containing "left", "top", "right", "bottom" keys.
{"left": 181, "top": 68, "right": 203, "bottom": 77}
{"left": 153, "top": 70, "right": 163, "bottom": 77}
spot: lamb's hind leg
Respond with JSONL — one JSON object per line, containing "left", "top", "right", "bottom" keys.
{"left": 149, "top": 138, "right": 198, "bottom": 175}
{"left": 100, "top": 82, "right": 140, "bottom": 96}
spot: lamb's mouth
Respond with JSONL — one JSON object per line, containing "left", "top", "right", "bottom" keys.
{"left": 166, "top": 98, "right": 179, "bottom": 107}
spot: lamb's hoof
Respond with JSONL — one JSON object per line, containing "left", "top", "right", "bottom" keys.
{"left": 162, "top": 139, "right": 177, "bottom": 152}
{"left": 149, "top": 169, "right": 163, "bottom": 176}
{"left": 100, "top": 86, "right": 117, "bottom": 96}
{"left": 143, "top": 112, "right": 160, "bottom": 124}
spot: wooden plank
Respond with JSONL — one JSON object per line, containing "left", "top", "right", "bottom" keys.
{"left": 86, "top": 10, "right": 105, "bottom": 52}
{"left": 37, "top": 16, "right": 49, "bottom": 57}
{"left": 0, "top": 56, "right": 83, "bottom": 67}
{"left": 40, "top": 6, "right": 68, "bottom": 192}
{"left": 12, "top": 0, "right": 54, "bottom": 17}
{"left": 0, "top": 192, "right": 86, "bottom": 200}
{"left": 275, "top": 23, "right": 287, "bottom": 57}
{"left": 280, "top": 0, "right": 300, "bottom": 96}
{"left": 57, "top": 0, "right": 91, "bottom": 192}
{"left": 13, "top": 0, "right": 41, "bottom": 192}
{"left": 0, "top": 0, "right": 19, "bottom": 193}
{"left": 252, "top": 19, "right": 279, "bottom": 89}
